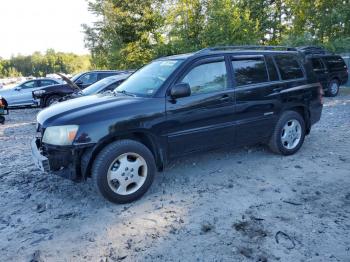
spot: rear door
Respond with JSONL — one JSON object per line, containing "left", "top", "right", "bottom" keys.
{"left": 231, "top": 55, "right": 282, "bottom": 145}
{"left": 165, "top": 56, "right": 236, "bottom": 157}
{"left": 310, "top": 57, "right": 328, "bottom": 89}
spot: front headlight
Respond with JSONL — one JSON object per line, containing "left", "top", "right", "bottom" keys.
{"left": 42, "top": 125, "right": 79, "bottom": 146}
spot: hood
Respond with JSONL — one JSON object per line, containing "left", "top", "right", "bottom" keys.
{"left": 41, "top": 83, "right": 72, "bottom": 91}
{"left": 37, "top": 93, "right": 145, "bottom": 127}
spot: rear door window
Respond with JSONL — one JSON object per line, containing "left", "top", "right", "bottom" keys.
{"left": 274, "top": 55, "right": 304, "bottom": 80}
{"left": 231, "top": 57, "right": 268, "bottom": 86}
{"left": 265, "top": 56, "right": 279, "bottom": 81}
{"left": 40, "top": 80, "right": 56, "bottom": 87}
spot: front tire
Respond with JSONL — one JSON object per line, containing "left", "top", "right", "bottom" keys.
{"left": 325, "top": 79, "right": 340, "bottom": 97}
{"left": 92, "top": 139, "right": 156, "bottom": 204}
{"left": 269, "top": 111, "right": 306, "bottom": 155}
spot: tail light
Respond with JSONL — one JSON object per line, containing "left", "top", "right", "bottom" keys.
{"left": 318, "top": 83, "right": 324, "bottom": 104}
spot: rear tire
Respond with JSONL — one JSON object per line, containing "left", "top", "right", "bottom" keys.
{"left": 269, "top": 111, "right": 306, "bottom": 155}
{"left": 325, "top": 79, "right": 340, "bottom": 97}
{"left": 45, "top": 95, "right": 61, "bottom": 107}
{"left": 92, "top": 139, "right": 156, "bottom": 204}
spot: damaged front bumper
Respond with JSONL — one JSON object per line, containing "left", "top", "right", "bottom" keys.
{"left": 31, "top": 138, "right": 92, "bottom": 181}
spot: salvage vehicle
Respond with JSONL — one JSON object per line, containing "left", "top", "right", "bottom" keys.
{"left": 31, "top": 46, "right": 323, "bottom": 204}
{"left": 33, "top": 70, "right": 129, "bottom": 107}
{"left": 297, "top": 46, "right": 348, "bottom": 97}
{"left": 58, "top": 73, "right": 131, "bottom": 103}
{"left": 0, "top": 78, "right": 62, "bottom": 107}
{"left": 0, "top": 97, "right": 8, "bottom": 124}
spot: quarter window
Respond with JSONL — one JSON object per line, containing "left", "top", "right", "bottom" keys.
{"left": 274, "top": 55, "right": 304, "bottom": 80}
{"left": 181, "top": 61, "right": 227, "bottom": 95}
{"left": 232, "top": 58, "right": 268, "bottom": 86}
{"left": 311, "top": 58, "right": 324, "bottom": 70}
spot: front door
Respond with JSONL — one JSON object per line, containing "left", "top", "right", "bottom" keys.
{"left": 11, "top": 80, "right": 38, "bottom": 106}
{"left": 165, "top": 57, "right": 236, "bottom": 158}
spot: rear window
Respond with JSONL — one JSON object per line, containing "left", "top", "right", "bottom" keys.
{"left": 274, "top": 55, "right": 304, "bottom": 80}
{"left": 232, "top": 57, "right": 268, "bottom": 86}
{"left": 323, "top": 56, "right": 347, "bottom": 71}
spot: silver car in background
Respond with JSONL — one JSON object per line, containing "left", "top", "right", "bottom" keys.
{"left": 0, "top": 78, "right": 62, "bottom": 107}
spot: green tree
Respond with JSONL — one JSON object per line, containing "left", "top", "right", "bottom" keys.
{"left": 203, "top": 0, "right": 260, "bottom": 46}
{"left": 83, "top": 0, "right": 164, "bottom": 69}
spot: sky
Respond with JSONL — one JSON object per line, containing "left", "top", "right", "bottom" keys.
{"left": 0, "top": 0, "right": 96, "bottom": 59}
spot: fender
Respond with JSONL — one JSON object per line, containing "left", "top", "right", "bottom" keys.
{"left": 80, "top": 129, "right": 167, "bottom": 179}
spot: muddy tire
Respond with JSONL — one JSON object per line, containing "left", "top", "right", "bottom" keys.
{"left": 92, "top": 139, "right": 156, "bottom": 204}
{"left": 269, "top": 111, "right": 306, "bottom": 155}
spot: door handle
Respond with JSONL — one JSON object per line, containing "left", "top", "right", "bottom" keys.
{"left": 273, "top": 87, "right": 284, "bottom": 92}
{"left": 219, "top": 95, "right": 230, "bottom": 102}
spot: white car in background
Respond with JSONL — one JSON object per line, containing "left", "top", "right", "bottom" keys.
{"left": 0, "top": 78, "right": 62, "bottom": 107}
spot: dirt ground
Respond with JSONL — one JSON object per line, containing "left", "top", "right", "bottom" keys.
{"left": 0, "top": 89, "right": 350, "bottom": 262}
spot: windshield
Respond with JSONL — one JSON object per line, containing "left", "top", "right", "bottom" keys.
{"left": 82, "top": 77, "right": 117, "bottom": 95}
{"left": 70, "top": 72, "right": 85, "bottom": 82}
{"left": 115, "top": 59, "right": 183, "bottom": 96}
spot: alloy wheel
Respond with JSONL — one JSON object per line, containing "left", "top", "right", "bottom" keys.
{"left": 107, "top": 152, "right": 148, "bottom": 195}
{"left": 281, "top": 119, "right": 302, "bottom": 150}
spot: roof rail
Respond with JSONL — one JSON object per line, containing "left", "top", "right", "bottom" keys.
{"left": 295, "top": 46, "right": 332, "bottom": 55}
{"left": 196, "top": 45, "right": 297, "bottom": 54}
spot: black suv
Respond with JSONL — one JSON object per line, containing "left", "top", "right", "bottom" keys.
{"left": 31, "top": 46, "right": 323, "bottom": 203}
{"left": 33, "top": 70, "right": 128, "bottom": 107}
{"left": 297, "top": 46, "right": 348, "bottom": 97}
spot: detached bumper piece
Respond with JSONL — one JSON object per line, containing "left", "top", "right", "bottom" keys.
{"left": 31, "top": 138, "right": 50, "bottom": 172}
{"left": 31, "top": 138, "right": 81, "bottom": 181}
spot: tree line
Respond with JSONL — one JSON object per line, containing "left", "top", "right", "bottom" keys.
{"left": 0, "top": 49, "right": 91, "bottom": 78}
{"left": 83, "top": 0, "right": 350, "bottom": 70}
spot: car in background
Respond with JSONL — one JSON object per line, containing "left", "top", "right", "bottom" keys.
{"left": 58, "top": 73, "right": 131, "bottom": 103}
{"left": 298, "top": 46, "right": 348, "bottom": 97}
{"left": 0, "top": 96, "right": 8, "bottom": 124}
{"left": 33, "top": 70, "right": 131, "bottom": 107}
{"left": 0, "top": 78, "right": 62, "bottom": 107}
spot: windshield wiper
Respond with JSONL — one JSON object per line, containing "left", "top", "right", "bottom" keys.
{"left": 114, "top": 90, "right": 136, "bottom": 97}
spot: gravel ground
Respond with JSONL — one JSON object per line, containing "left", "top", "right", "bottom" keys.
{"left": 0, "top": 89, "right": 350, "bottom": 262}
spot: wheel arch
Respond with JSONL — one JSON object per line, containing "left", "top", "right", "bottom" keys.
{"left": 81, "top": 131, "right": 165, "bottom": 179}
{"left": 283, "top": 105, "right": 311, "bottom": 134}
{"left": 43, "top": 93, "right": 62, "bottom": 107}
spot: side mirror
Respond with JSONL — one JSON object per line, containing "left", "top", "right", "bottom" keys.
{"left": 170, "top": 83, "right": 191, "bottom": 99}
